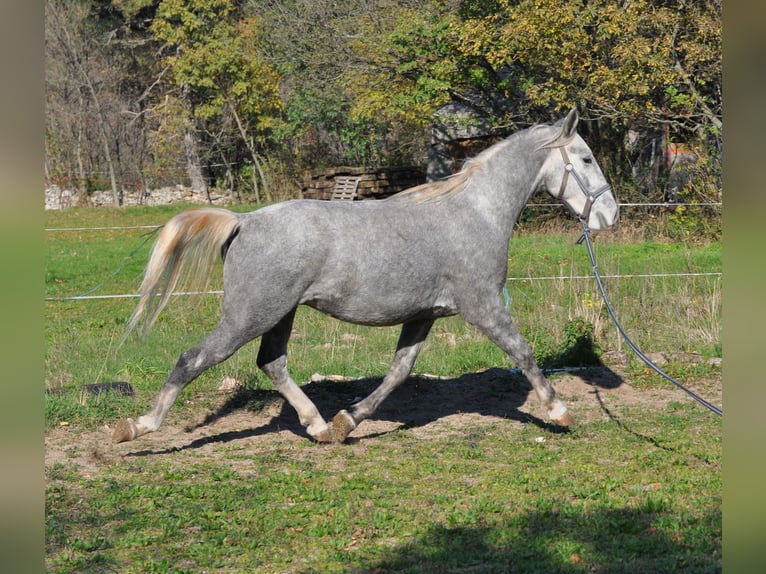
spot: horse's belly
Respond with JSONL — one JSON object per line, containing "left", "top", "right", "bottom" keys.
{"left": 303, "top": 292, "right": 457, "bottom": 327}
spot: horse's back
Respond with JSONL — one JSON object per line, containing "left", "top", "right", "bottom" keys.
{"left": 234, "top": 198, "right": 449, "bottom": 265}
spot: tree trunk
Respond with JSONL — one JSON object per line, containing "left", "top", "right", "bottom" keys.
{"left": 47, "top": 0, "right": 120, "bottom": 205}
{"left": 227, "top": 99, "right": 267, "bottom": 203}
{"left": 95, "top": 109, "right": 120, "bottom": 206}
{"left": 183, "top": 124, "right": 209, "bottom": 201}
{"left": 181, "top": 82, "right": 210, "bottom": 204}
{"left": 253, "top": 150, "right": 270, "bottom": 202}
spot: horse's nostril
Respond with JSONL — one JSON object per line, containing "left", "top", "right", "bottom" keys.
{"left": 593, "top": 206, "right": 620, "bottom": 229}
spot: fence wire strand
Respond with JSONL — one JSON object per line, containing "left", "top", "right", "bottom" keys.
{"left": 45, "top": 208, "right": 721, "bottom": 302}
{"left": 45, "top": 273, "right": 721, "bottom": 302}
{"left": 43, "top": 201, "right": 722, "bottom": 232}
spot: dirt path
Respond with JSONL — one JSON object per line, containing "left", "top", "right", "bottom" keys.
{"left": 45, "top": 366, "right": 722, "bottom": 479}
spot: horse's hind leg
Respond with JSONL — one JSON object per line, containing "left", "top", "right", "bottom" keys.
{"left": 331, "top": 318, "right": 434, "bottom": 442}
{"left": 257, "top": 309, "right": 331, "bottom": 442}
{"left": 465, "top": 307, "right": 574, "bottom": 427}
{"left": 112, "top": 322, "right": 250, "bottom": 443}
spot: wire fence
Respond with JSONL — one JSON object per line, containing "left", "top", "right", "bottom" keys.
{"left": 45, "top": 271, "right": 723, "bottom": 303}
{"left": 44, "top": 201, "right": 722, "bottom": 233}
{"left": 44, "top": 202, "right": 722, "bottom": 302}
{"left": 45, "top": 225, "right": 161, "bottom": 232}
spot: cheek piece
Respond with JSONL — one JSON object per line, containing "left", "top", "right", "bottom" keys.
{"left": 555, "top": 147, "right": 612, "bottom": 224}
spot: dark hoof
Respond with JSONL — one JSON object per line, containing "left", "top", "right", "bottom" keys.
{"left": 553, "top": 412, "right": 575, "bottom": 427}
{"left": 331, "top": 410, "right": 356, "bottom": 443}
{"left": 112, "top": 419, "right": 137, "bottom": 444}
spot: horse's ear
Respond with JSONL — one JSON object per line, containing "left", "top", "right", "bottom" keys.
{"left": 562, "top": 107, "right": 579, "bottom": 137}
{"left": 537, "top": 107, "right": 579, "bottom": 150}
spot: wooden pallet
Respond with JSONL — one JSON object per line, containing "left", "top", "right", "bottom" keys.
{"left": 330, "top": 176, "right": 360, "bottom": 201}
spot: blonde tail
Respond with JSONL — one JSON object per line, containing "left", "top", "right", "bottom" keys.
{"left": 128, "top": 208, "right": 240, "bottom": 335}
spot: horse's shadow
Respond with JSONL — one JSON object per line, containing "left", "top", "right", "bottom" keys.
{"left": 125, "top": 357, "right": 624, "bottom": 457}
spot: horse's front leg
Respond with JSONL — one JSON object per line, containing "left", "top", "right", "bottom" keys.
{"left": 464, "top": 306, "right": 574, "bottom": 427}
{"left": 259, "top": 355, "right": 332, "bottom": 442}
{"left": 331, "top": 318, "right": 435, "bottom": 442}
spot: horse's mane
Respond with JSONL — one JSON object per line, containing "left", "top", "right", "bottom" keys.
{"left": 388, "top": 161, "right": 479, "bottom": 203}
{"left": 389, "top": 123, "right": 553, "bottom": 204}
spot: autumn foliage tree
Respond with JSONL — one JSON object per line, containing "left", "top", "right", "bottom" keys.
{"left": 150, "top": 0, "right": 282, "bottom": 201}
{"left": 45, "top": 0, "right": 721, "bottom": 203}
{"left": 340, "top": 0, "right": 720, "bottom": 197}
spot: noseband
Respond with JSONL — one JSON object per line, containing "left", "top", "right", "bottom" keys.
{"left": 556, "top": 147, "right": 612, "bottom": 223}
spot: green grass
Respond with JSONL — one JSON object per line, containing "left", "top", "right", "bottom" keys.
{"left": 44, "top": 206, "right": 721, "bottom": 394}
{"left": 45, "top": 205, "right": 721, "bottom": 572}
{"left": 46, "top": 407, "right": 721, "bottom": 573}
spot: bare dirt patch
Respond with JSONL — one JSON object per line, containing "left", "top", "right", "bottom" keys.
{"left": 45, "top": 366, "right": 722, "bottom": 480}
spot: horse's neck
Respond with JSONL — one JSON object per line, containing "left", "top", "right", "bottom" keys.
{"left": 464, "top": 142, "right": 541, "bottom": 234}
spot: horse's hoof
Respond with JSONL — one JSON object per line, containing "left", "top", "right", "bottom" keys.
{"left": 112, "top": 418, "right": 137, "bottom": 443}
{"left": 553, "top": 412, "right": 575, "bottom": 427}
{"left": 312, "top": 428, "right": 334, "bottom": 443}
{"left": 332, "top": 410, "right": 357, "bottom": 443}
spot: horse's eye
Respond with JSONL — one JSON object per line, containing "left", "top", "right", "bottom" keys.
{"left": 583, "top": 157, "right": 593, "bottom": 165}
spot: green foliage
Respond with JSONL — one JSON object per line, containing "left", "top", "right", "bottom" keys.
{"left": 563, "top": 318, "right": 599, "bottom": 361}
{"left": 151, "top": 0, "right": 281, "bottom": 125}
{"left": 666, "top": 203, "right": 720, "bottom": 244}
{"left": 45, "top": 0, "right": 721, "bottom": 204}
{"left": 347, "top": 6, "right": 457, "bottom": 126}
{"left": 333, "top": 0, "right": 719, "bottom": 131}
{"left": 532, "top": 318, "right": 602, "bottom": 371}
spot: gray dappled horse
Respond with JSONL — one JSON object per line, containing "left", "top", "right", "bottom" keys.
{"left": 113, "top": 108, "right": 619, "bottom": 445}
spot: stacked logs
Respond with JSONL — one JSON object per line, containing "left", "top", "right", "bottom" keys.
{"left": 301, "top": 166, "right": 426, "bottom": 200}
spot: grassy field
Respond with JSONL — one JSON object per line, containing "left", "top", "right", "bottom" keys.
{"left": 45, "top": 205, "right": 722, "bottom": 573}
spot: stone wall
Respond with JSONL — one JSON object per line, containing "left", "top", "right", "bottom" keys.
{"left": 44, "top": 185, "right": 232, "bottom": 210}
{"left": 45, "top": 165, "right": 428, "bottom": 209}
{"left": 301, "top": 166, "right": 426, "bottom": 200}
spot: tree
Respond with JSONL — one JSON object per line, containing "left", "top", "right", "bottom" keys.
{"left": 250, "top": 0, "right": 446, "bottom": 168}
{"left": 44, "top": 0, "right": 720, "bottom": 205}
{"left": 150, "top": 0, "right": 282, "bottom": 201}
{"left": 46, "top": 0, "right": 122, "bottom": 205}
{"left": 338, "top": 0, "right": 721, "bottom": 196}
{"left": 348, "top": 0, "right": 721, "bottom": 136}
{"left": 46, "top": 0, "right": 174, "bottom": 202}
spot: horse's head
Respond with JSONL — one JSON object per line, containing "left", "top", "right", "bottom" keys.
{"left": 536, "top": 108, "right": 619, "bottom": 230}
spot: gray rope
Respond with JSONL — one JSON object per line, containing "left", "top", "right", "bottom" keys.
{"left": 577, "top": 223, "right": 722, "bottom": 417}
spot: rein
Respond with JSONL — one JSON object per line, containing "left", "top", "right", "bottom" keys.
{"left": 577, "top": 225, "right": 723, "bottom": 417}
{"left": 555, "top": 145, "right": 721, "bottom": 416}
